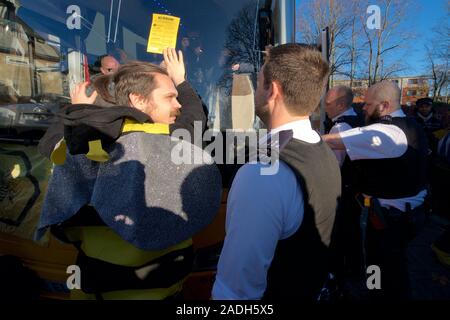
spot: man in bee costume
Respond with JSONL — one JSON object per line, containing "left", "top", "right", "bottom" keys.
{"left": 36, "top": 49, "right": 222, "bottom": 299}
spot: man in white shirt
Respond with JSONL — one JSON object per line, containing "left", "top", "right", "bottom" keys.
{"left": 324, "top": 85, "right": 362, "bottom": 166}
{"left": 324, "top": 86, "right": 365, "bottom": 283}
{"left": 323, "top": 80, "right": 429, "bottom": 300}
{"left": 212, "top": 44, "right": 341, "bottom": 300}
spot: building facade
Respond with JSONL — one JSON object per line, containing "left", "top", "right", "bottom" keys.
{"left": 333, "top": 76, "right": 431, "bottom": 107}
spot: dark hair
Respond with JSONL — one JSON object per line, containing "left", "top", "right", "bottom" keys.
{"left": 99, "top": 54, "right": 109, "bottom": 65}
{"left": 333, "top": 85, "right": 354, "bottom": 108}
{"left": 263, "top": 44, "right": 330, "bottom": 116}
{"left": 416, "top": 97, "right": 433, "bottom": 107}
{"left": 93, "top": 61, "right": 168, "bottom": 106}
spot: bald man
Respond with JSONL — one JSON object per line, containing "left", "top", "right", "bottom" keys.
{"left": 89, "top": 55, "right": 120, "bottom": 106}
{"left": 323, "top": 80, "right": 429, "bottom": 300}
{"left": 324, "top": 86, "right": 364, "bottom": 284}
{"left": 100, "top": 55, "right": 120, "bottom": 75}
{"left": 324, "top": 85, "right": 363, "bottom": 166}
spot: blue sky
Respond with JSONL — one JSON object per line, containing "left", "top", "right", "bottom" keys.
{"left": 403, "top": 0, "right": 447, "bottom": 75}
{"left": 295, "top": 0, "right": 448, "bottom": 77}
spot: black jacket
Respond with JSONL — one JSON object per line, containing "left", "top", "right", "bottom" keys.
{"left": 264, "top": 132, "right": 341, "bottom": 300}
{"left": 38, "top": 81, "right": 206, "bottom": 158}
{"left": 414, "top": 113, "right": 443, "bottom": 153}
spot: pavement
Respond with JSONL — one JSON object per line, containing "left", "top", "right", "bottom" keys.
{"left": 341, "top": 214, "right": 450, "bottom": 301}
{"left": 408, "top": 215, "right": 450, "bottom": 300}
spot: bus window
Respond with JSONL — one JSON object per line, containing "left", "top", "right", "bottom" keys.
{"left": 1, "top": 0, "right": 266, "bottom": 131}
{"left": 0, "top": 0, "right": 268, "bottom": 240}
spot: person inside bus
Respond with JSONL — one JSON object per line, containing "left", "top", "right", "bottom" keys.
{"left": 99, "top": 55, "right": 120, "bottom": 75}
{"left": 178, "top": 33, "right": 205, "bottom": 95}
{"left": 180, "top": 36, "right": 196, "bottom": 75}
{"left": 212, "top": 44, "right": 341, "bottom": 300}
{"left": 36, "top": 49, "right": 222, "bottom": 300}
{"left": 87, "top": 55, "right": 122, "bottom": 107}
{"left": 323, "top": 81, "right": 429, "bottom": 300}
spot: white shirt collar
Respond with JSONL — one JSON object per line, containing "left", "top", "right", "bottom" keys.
{"left": 390, "top": 109, "right": 406, "bottom": 118}
{"left": 332, "top": 108, "right": 357, "bottom": 122}
{"left": 270, "top": 119, "right": 320, "bottom": 144}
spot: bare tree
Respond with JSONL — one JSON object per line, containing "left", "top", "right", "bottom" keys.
{"left": 425, "top": 4, "right": 449, "bottom": 102}
{"left": 297, "top": 0, "right": 356, "bottom": 85}
{"left": 224, "top": 1, "right": 261, "bottom": 74}
{"left": 426, "top": 46, "right": 449, "bottom": 101}
{"left": 361, "top": 0, "right": 413, "bottom": 85}
{"left": 210, "top": 0, "right": 261, "bottom": 128}
{"left": 347, "top": 11, "right": 359, "bottom": 87}
{"left": 344, "top": 1, "right": 365, "bottom": 87}
{"left": 297, "top": 0, "right": 416, "bottom": 86}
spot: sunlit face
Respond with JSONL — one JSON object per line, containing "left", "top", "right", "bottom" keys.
{"left": 254, "top": 65, "right": 270, "bottom": 124}
{"left": 134, "top": 74, "right": 182, "bottom": 124}
{"left": 363, "top": 89, "right": 382, "bottom": 124}
{"left": 325, "top": 89, "right": 342, "bottom": 119}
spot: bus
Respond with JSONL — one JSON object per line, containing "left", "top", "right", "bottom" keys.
{"left": 0, "top": 0, "right": 297, "bottom": 299}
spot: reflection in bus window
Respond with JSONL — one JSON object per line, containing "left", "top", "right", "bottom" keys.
{"left": 2, "top": 0, "right": 263, "bottom": 130}
{"left": 0, "top": 0, "right": 269, "bottom": 244}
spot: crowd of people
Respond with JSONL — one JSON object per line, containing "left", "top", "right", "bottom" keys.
{"left": 36, "top": 43, "right": 449, "bottom": 300}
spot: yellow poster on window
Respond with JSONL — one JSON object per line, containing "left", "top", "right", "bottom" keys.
{"left": 147, "top": 14, "right": 180, "bottom": 54}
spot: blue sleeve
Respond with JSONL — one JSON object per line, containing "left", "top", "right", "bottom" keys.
{"left": 212, "top": 162, "right": 303, "bottom": 300}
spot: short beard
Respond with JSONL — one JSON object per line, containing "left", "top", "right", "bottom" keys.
{"left": 366, "top": 108, "right": 382, "bottom": 125}
{"left": 170, "top": 109, "right": 181, "bottom": 118}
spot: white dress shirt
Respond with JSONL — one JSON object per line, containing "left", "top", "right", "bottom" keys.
{"left": 212, "top": 119, "right": 320, "bottom": 300}
{"left": 339, "top": 109, "right": 427, "bottom": 211}
{"left": 329, "top": 108, "right": 358, "bottom": 166}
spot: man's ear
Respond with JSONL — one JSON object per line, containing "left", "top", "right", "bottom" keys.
{"left": 269, "top": 81, "right": 283, "bottom": 104}
{"left": 380, "top": 101, "right": 389, "bottom": 113}
{"left": 129, "top": 93, "right": 145, "bottom": 110}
